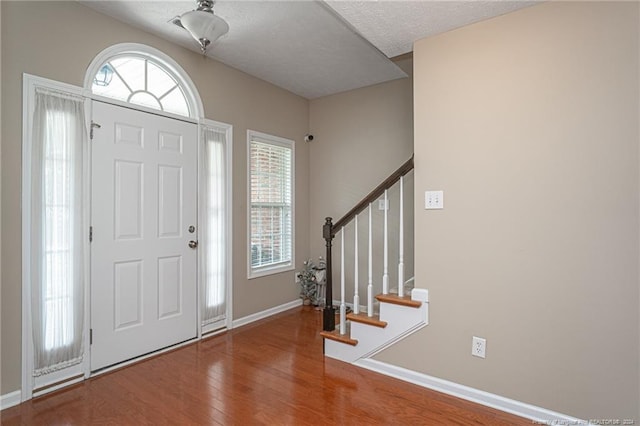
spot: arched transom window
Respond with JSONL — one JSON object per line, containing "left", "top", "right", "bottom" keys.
{"left": 91, "top": 54, "right": 191, "bottom": 117}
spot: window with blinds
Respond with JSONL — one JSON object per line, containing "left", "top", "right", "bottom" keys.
{"left": 248, "top": 131, "right": 294, "bottom": 277}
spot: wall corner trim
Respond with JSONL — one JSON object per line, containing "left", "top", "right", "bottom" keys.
{"left": 231, "top": 299, "right": 302, "bottom": 329}
{"left": 0, "top": 390, "right": 22, "bottom": 411}
{"left": 353, "top": 358, "right": 587, "bottom": 425}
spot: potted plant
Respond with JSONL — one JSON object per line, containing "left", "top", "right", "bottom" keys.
{"left": 296, "top": 259, "right": 319, "bottom": 305}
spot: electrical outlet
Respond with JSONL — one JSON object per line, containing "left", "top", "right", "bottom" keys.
{"left": 472, "top": 336, "right": 486, "bottom": 358}
{"left": 378, "top": 199, "right": 389, "bottom": 210}
{"left": 295, "top": 271, "right": 300, "bottom": 283}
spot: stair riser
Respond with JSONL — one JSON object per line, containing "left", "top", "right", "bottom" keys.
{"left": 379, "top": 302, "right": 425, "bottom": 324}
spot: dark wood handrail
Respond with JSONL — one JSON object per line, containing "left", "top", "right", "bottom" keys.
{"left": 321, "top": 155, "right": 414, "bottom": 333}
{"left": 332, "top": 155, "right": 414, "bottom": 231}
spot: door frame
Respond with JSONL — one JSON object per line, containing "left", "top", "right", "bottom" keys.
{"left": 21, "top": 47, "right": 233, "bottom": 399}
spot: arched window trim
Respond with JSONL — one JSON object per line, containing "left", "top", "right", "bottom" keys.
{"left": 84, "top": 43, "right": 204, "bottom": 120}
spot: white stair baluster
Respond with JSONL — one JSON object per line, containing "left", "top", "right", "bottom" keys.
{"left": 398, "top": 176, "right": 405, "bottom": 298}
{"left": 367, "top": 203, "right": 373, "bottom": 317}
{"left": 353, "top": 215, "right": 359, "bottom": 315}
{"left": 382, "top": 189, "right": 389, "bottom": 295}
{"left": 340, "top": 227, "right": 346, "bottom": 335}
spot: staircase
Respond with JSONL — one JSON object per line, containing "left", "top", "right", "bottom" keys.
{"left": 319, "top": 156, "right": 427, "bottom": 365}
{"left": 321, "top": 289, "right": 428, "bottom": 363}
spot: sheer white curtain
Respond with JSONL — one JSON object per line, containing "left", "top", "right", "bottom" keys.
{"left": 31, "top": 89, "right": 86, "bottom": 375}
{"left": 202, "top": 127, "right": 226, "bottom": 324}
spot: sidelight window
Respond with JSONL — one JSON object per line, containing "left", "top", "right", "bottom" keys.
{"left": 29, "top": 87, "right": 86, "bottom": 375}
{"left": 202, "top": 124, "right": 230, "bottom": 325}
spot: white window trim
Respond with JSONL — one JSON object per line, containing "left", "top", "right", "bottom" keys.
{"left": 246, "top": 130, "right": 295, "bottom": 280}
{"left": 200, "top": 119, "right": 234, "bottom": 334}
{"left": 22, "top": 73, "right": 91, "bottom": 401}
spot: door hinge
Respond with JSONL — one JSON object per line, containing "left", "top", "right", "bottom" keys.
{"left": 90, "top": 121, "right": 101, "bottom": 140}
{"left": 90, "top": 329, "right": 93, "bottom": 345}
{"left": 89, "top": 226, "right": 93, "bottom": 242}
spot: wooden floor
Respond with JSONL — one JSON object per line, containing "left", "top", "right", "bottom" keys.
{"left": 2, "top": 307, "right": 530, "bottom": 425}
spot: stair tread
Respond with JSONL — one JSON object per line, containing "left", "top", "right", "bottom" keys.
{"left": 375, "top": 293, "right": 422, "bottom": 308}
{"left": 320, "top": 329, "right": 358, "bottom": 346}
{"left": 346, "top": 312, "right": 388, "bottom": 328}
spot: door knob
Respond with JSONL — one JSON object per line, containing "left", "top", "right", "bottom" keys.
{"left": 188, "top": 240, "right": 198, "bottom": 249}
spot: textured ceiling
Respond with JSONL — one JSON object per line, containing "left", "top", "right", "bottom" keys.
{"left": 79, "top": 0, "right": 537, "bottom": 99}
{"left": 325, "top": 1, "right": 538, "bottom": 59}
{"left": 80, "top": 0, "right": 407, "bottom": 99}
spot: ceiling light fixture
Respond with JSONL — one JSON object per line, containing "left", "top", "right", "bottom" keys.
{"left": 171, "top": 0, "right": 229, "bottom": 54}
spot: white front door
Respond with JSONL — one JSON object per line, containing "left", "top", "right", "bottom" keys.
{"left": 90, "top": 101, "right": 198, "bottom": 371}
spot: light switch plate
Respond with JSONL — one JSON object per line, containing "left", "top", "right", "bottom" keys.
{"left": 425, "top": 190, "right": 444, "bottom": 209}
{"left": 378, "top": 199, "right": 389, "bottom": 210}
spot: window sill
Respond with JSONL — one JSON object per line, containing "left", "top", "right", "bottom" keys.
{"left": 248, "top": 264, "right": 294, "bottom": 280}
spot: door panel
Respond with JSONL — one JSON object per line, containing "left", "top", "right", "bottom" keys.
{"left": 114, "top": 160, "right": 143, "bottom": 239}
{"left": 113, "top": 260, "right": 143, "bottom": 329}
{"left": 91, "top": 101, "right": 197, "bottom": 371}
{"left": 158, "top": 165, "right": 182, "bottom": 237}
{"left": 158, "top": 255, "right": 182, "bottom": 318}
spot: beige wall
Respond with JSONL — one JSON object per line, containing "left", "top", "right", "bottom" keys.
{"left": 0, "top": 0, "right": 3, "bottom": 394}
{"left": 1, "top": 1, "right": 310, "bottom": 394}
{"left": 376, "top": 1, "right": 640, "bottom": 420}
{"left": 309, "top": 59, "right": 414, "bottom": 302}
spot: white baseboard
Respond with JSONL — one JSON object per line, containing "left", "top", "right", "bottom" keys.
{"left": 354, "top": 358, "right": 587, "bottom": 425}
{"left": 232, "top": 299, "right": 302, "bottom": 329}
{"left": 1, "top": 390, "right": 21, "bottom": 411}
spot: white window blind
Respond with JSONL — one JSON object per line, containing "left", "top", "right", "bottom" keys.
{"left": 248, "top": 133, "right": 294, "bottom": 276}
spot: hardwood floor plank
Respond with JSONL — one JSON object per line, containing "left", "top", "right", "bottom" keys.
{"left": 2, "top": 306, "right": 530, "bottom": 425}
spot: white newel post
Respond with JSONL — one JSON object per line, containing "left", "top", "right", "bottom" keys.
{"left": 353, "top": 215, "right": 359, "bottom": 315}
{"left": 398, "top": 176, "right": 405, "bottom": 297}
{"left": 367, "top": 203, "right": 373, "bottom": 317}
{"left": 340, "top": 227, "right": 346, "bottom": 335}
{"left": 382, "top": 189, "right": 389, "bottom": 295}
